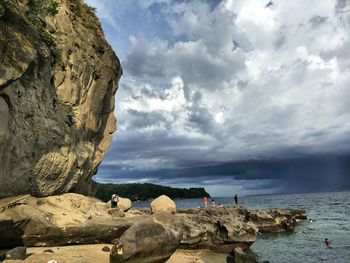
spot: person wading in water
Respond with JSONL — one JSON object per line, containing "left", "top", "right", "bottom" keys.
{"left": 203, "top": 196, "right": 208, "bottom": 208}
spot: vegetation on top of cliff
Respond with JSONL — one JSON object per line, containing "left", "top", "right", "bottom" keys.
{"left": 0, "top": 1, "right": 9, "bottom": 18}
{"left": 22, "top": 0, "right": 62, "bottom": 64}
{"left": 71, "top": 0, "right": 96, "bottom": 14}
{"left": 95, "top": 183, "right": 211, "bottom": 202}
{"left": 70, "top": 0, "right": 99, "bottom": 32}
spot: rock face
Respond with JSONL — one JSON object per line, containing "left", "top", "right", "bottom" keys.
{"left": 0, "top": 0, "right": 122, "bottom": 197}
{"left": 150, "top": 195, "right": 176, "bottom": 214}
{"left": 248, "top": 208, "right": 307, "bottom": 233}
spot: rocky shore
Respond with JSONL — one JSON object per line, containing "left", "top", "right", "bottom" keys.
{"left": 0, "top": 194, "right": 307, "bottom": 262}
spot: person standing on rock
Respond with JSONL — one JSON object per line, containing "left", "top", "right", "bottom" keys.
{"left": 211, "top": 199, "right": 216, "bottom": 208}
{"left": 234, "top": 194, "right": 238, "bottom": 205}
{"left": 203, "top": 196, "right": 208, "bottom": 208}
{"left": 111, "top": 194, "right": 119, "bottom": 208}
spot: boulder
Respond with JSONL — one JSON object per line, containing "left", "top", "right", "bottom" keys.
{"left": 5, "top": 246, "right": 27, "bottom": 260}
{"left": 118, "top": 197, "right": 132, "bottom": 212}
{"left": 110, "top": 220, "right": 181, "bottom": 263}
{"left": 150, "top": 195, "right": 176, "bottom": 214}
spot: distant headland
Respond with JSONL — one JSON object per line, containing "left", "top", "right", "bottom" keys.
{"left": 95, "top": 183, "right": 211, "bottom": 202}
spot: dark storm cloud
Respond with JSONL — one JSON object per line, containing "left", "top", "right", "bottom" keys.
{"left": 98, "top": 153, "right": 350, "bottom": 193}
{"left": 126, "top": 109, "right": 170, "bottom": 129}
{"left": 335, "top": 0, "right": 348, "bottom": 12}
{"left": 187, "top": 105, "right": 215, "bottom": 134}
{"left": 309, "top": 16, "right": 328, "bottom": 27}
{"left": 274, "top": 34, "right": 286, "bottom": 50}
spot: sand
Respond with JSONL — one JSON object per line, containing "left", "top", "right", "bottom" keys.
{"left": 2, "top": 246, "right": 227, "bottom": 263}
{"left": 166, "top": 249, "right": 227, "bottom": 263}
{"left": 3, "top": 244, "right": 112, "bottom": 263}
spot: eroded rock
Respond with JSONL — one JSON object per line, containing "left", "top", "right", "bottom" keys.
{"left": 0, "top": 194, "right": 137, "bottom": 248}
{"left": 0, "top": 0, "right": 122, "bottom": 197}
{"left": 176, "top": 207, "right": 258, "bottom": 253}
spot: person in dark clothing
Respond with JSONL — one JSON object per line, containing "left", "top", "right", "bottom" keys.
{"left": 111, "top": 194, "right": 119, "bottom": 208}
{"left": 234, "top": 194, "right": 238, "bottom": 205}
{"left": 324, "top": 238, "right": 332, "bottom": 247}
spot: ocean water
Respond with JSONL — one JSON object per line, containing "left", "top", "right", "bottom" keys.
{"left": 134, "top": 191, "right": 350, "bottom": 263}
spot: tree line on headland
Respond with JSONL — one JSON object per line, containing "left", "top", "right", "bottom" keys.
{"left": 95, "top": 183, "right": 211, "bottom": 202}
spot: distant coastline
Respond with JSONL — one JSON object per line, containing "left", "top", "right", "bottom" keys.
{"left": 95, "top": 182, "right": 211, "bottom": 202}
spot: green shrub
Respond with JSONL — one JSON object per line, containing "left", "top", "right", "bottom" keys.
{"left": 48, "top": 0, "right": 59, "bottom": 16}
{"left": 72, "top": 0, "right": 82, "bottom": 14}
{"left": 27, "top": 0, "right": 59, "bottom": 17}
{"left": 40, "top": 30, "right": 55, "bottom": 46}
{"left": 0, "top": 0, "right": 10, "bottom": 18}
{"left": 26, "top": 13, "right": 45, "bottom": 29}
{"left": 27, "top": 0, "right": 42, "bottom": 10}
{"left": 83, "top": 3, "right": 96, "bottom": 13}
{"left": 93, "top": 44, "right": 105, "bottom": 54}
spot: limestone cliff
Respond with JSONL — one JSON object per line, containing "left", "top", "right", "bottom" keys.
{"left": 0, "top": 0, "right": 122, "bottom": 197}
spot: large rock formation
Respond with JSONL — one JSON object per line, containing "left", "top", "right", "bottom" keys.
{"left": 0, "top": 0, "right": 122, "bottom": 197}
{"left": 0, "top": 194, "right": 140, "bottom": 248}
{"left": 0, "top": 193, "right": 307, "bottom": 262}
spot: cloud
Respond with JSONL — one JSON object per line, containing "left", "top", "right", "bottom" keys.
{"left": 86, "top": 0, "right": 350, "bottom": 196}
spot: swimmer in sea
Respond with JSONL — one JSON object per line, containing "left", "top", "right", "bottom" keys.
{"left": 324, "top": 238, "right": 332, "bottom": 247}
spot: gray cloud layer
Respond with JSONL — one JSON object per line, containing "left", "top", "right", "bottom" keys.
{"left": 86, "top": 0, "right": 350, "bottom": 196}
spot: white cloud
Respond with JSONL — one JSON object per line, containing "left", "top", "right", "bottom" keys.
{"left": 87, "top": 0, "right": 350, "bottom": 193}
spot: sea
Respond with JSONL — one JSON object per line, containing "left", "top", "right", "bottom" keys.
{"left": 133, "top": 191, "right": 350, "bottom": 263}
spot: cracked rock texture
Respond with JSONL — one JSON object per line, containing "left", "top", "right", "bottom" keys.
{"left": 0, "top": 0, "right": 122, "bottom": 197}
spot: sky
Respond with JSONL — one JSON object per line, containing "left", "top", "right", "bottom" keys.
{"left": 85, "top": 0, "right": 350, "bottom": 196}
